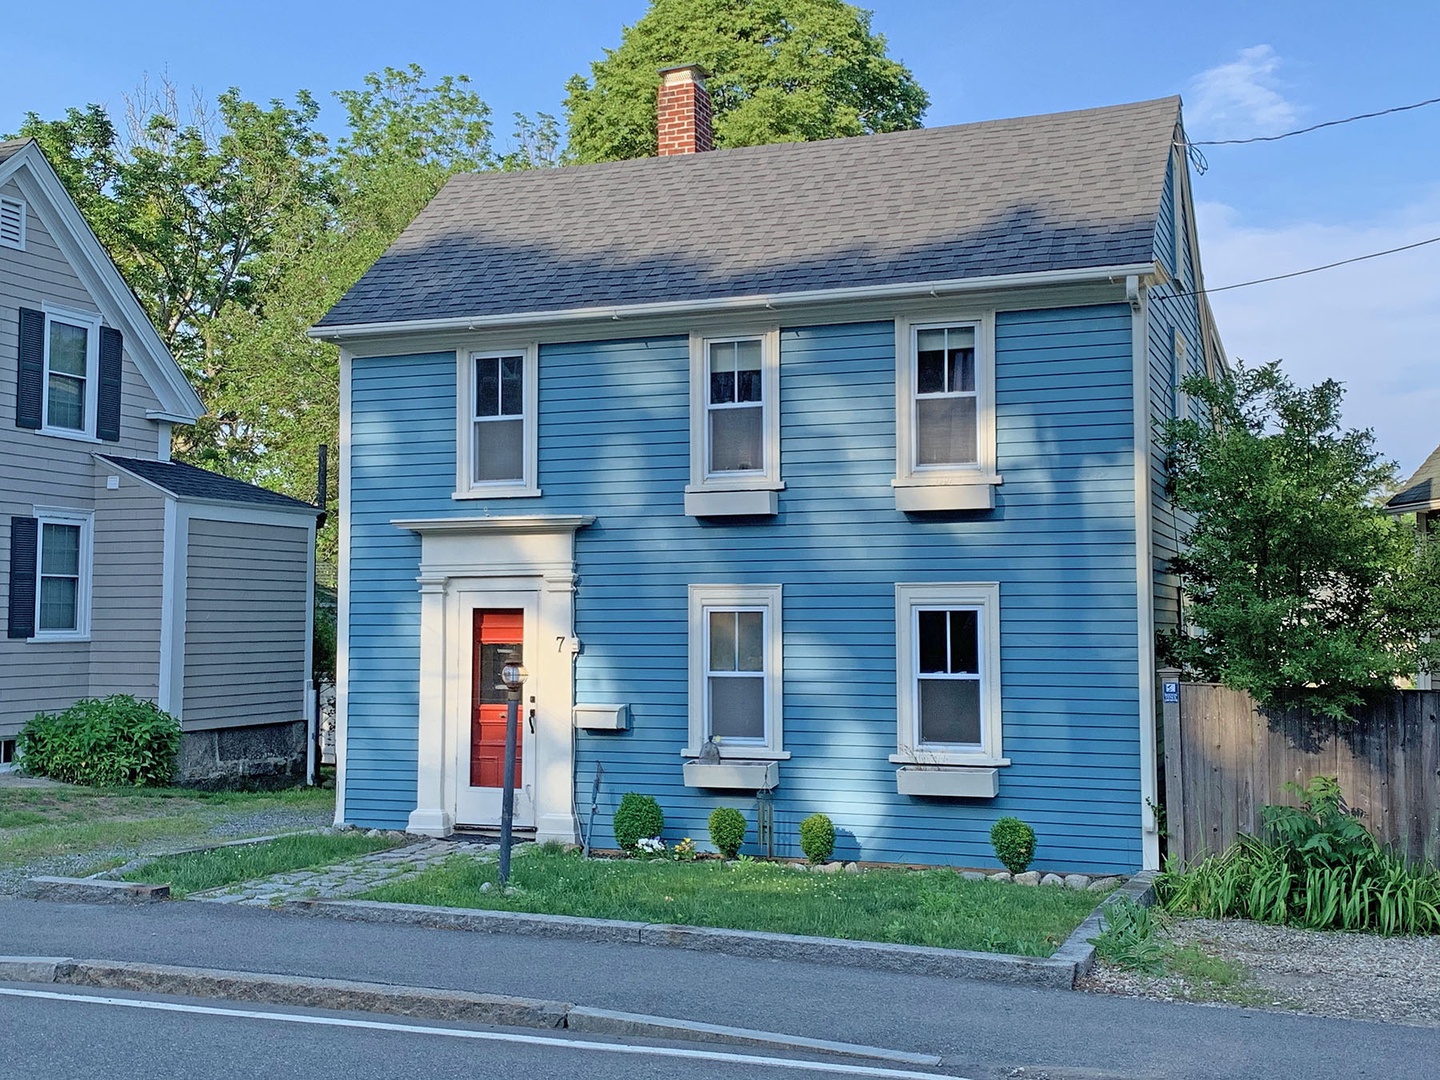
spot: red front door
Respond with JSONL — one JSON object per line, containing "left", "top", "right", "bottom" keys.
{"left": 471, "top": 610, "right": 524, "bottom": 788}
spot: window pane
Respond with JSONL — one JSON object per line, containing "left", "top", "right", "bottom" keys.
{"left": 708, "top": 610, "right": 736, "bottom": 672}
{"left": 916, "top": 329, "right": 946, "bottom": 394}
{"left": 949, "top": 345, "right": 975, "bottom": 394}
{"left": 49, "top": 321, "right": 88, "bottom": 376}
{"left": 475, "top": 358, "right": 500, "bottom": 418}
{"left": 47, "top": 374, "right": 85, "bottom": 430}
{"left": 38, "top": 576, "right": 78, "bottom": 631}
{"left": 709, "top": 341, "right": 735, "bottom": 404}
{"left": 710, "top": 675, "right": 765, "bottom": 740}
{"left": 919, "top": 678, "right": 981, "bottom": 745}
{"left": 499, "top": 356, "right": 523, "bottom": 417}
{"left": 710, "top": 406, "right": 763, "bottom": 472}
{"left": 736, "top": 610, "right": 763, "bottom": 672}
{"left": 478, "top": 641, "right": 522, "bottom": 706}
{"left": 917, "top": 610, "right": 948, "bottom": 673}
{"left": 949, "top": 610, "right": 979, "bottom": 674}
{"left": 916, "top": 396, "right": 977, "bottom": 466}
{"left": 734, "top": 340, "right": 762, "bottom": 403}
{"left": 41, "top": 524, "right": 81, "bottom": 576}
{"left": 474, "top": 418, "right": 523, "bottom": 482}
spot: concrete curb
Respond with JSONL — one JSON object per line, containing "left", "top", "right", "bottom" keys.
{"left": 17, "top": 878, "right": 169, "bottom": 904}
{"left": 1050, "top": 870, "right": 1159, "bottom": 979}
{"left": 0, "top": 955, "right": 940, "bottom": 1067}
{"left": 283, "top": 897, "right": 1080, "bottom": 988}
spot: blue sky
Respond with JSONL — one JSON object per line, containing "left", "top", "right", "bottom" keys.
{"left": 4, "top": 1, "right": 1437, "bottom": 474}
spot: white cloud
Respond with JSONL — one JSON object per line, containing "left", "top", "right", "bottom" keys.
{"left": 1187, "top": 45, "right": 1300, "bottom": 140}
{"left": 1196, "top": 196, "right": 1440, "bottom": 478}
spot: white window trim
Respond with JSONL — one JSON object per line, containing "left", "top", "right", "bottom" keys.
{"left": 0, "top": 195, "right": 26, "bottom": 250}
{"left": 892, "top": 582, "right": 1006, "bottom": 768}
{"left": 453, "top": 345, "right": 540, "bottom": 500}
{"left": 686, "top": 329, "right": 783, "bottom": 495}
{"left": 893, "top": 313, "right": 1000, "bottom": 501}
{"left": 39, "top": 304, "right": 103, "bottom": 442}
{"left": 684, "top": 583, "right": 788, "bottom": 760}
{"left": 1172, "top": 329, "right": 1189, "bottom": 421}
{"left": 30, "top": 507, "right": 94, "bottom": 643}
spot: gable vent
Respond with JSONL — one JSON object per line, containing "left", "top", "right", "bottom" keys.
{"left": 0, "top": 196, "right": 24, "bottom": 250}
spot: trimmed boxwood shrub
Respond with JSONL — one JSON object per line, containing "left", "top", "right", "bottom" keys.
{"left": 613, "top": 792, "right": 664, "bottom": 852}
{"left": 18, "top": 695, "right": 180, "bottom": 786}
{"left": 990, "top": 816, "right": 1037, "bottom": 874}
{"left": 799, "top": 812, "right": 835, "bottom": 863}
{"left": 708, "top": 806, "right": 747, "bottom": 859}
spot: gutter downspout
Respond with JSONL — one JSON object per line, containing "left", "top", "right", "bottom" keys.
{"left": 1129, "top": 274, "right": 1161, "bottom": 872}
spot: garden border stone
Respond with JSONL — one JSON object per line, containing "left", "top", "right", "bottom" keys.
{"left": 17, "top": 877, "right": 169, "bottom": 904}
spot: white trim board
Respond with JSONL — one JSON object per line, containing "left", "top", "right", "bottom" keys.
{"left": 1131, "top": 277, "right": 1161, "bottom": 872}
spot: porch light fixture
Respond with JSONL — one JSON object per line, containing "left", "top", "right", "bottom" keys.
{"left": 501, "top": 659, "right": 528, "bottom": 693}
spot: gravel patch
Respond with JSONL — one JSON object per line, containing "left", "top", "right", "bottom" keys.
{"left": 1081, "top": 916, "right": 1440, "bottom": 1027}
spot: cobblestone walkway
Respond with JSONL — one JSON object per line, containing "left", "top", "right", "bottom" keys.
{"left": 190, "top": 838, "right": 491, "bottom": 906}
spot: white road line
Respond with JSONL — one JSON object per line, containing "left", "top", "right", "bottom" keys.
{"left": 0, "top": 986, "right": 959, "bottom": 1079}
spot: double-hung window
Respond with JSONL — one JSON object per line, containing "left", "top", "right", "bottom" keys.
{"left": 894, "top": 583, "right": 1004, "bottom": 776}
{"left": 686, "top": 584, "right": 786, "bottom": 759}
{"left": 894, "top": 314, "right": 999, "bottom": 511}
{"left": 41, "top": 308, "right": 102, "bottom": 439}
{"left": 455, "top": 347, "right": 538, "bottom": 498}
{"left": 27, "top": 510, "right": 93, "bottom": 641}
{"left": 685, "top": 330, "right": 782, "bottom": 517}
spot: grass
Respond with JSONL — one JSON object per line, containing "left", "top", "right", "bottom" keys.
{"left": 360, "top": 847, "right": 1104, "bottom": 956}
{"left": 121, "top": 832, "right": 400, "bottom": 898}
{"left": 0, "top": 783, "right": 333, "bottom": 867}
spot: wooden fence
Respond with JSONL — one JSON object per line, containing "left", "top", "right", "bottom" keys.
{"left": 1162, "top": 680, "right": 1440, "bottom": 866}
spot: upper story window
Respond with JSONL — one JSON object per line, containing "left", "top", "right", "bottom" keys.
{"left": 686, "top": 584, "right": 786, "bottom": 760}
{"left": 46, "top": 317, "right": 93, "bottom": 432}
{"left": 14, "top": 306, "right": 121, "bottom": 443}
{"left": 685, "top": 329, "right": 782, "bottom": 517}
{"left": 893, "top": 313, "right": 999, "bottom": 511}
{"left": 0, "top": 195, "right": 26, "bottom": 250}
{"left": 454, "top": 346, "right": 539, "bottom": 500}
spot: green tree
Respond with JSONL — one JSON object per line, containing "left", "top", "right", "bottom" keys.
{"left": 563, "top": 0, "right": 928, "bottom": 163}
{"left": 1164, "top": 361, "right": 1440, "bottom": 720}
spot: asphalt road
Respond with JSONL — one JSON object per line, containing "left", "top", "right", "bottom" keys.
{"left": 3, "top": 983, "right": 947, "bottom": 1080}
{"left": 1, "top": 897, "right": 1429, "bottom": 1079}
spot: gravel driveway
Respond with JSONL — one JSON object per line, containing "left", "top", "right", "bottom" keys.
{"left": 1082, "top": 916, "right": 1440, "bottom": 1027}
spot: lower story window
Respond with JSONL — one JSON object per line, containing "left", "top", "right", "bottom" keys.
{"left": 0, "top": 738, "right": 15, "bottom": 766}
{"left": 39, "top": 520, "right": 83, "bottom": 632}
{"left": 686, "top": 584, "right": 786, "bottom": 758}
{"left": 895, "top": 582, "right": 1004, "bottom": 766}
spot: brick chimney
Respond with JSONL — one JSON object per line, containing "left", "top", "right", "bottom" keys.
{"left": 656, "top": 64, "right": 713, "bottom": 156}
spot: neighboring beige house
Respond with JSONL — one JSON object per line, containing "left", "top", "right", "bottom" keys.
{"left": 0, "top": 138, "right": 320, "bottom": 784}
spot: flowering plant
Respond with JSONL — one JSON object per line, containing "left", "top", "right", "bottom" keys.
{"left": 635, "top": 836, "right": 666, "bottom": 857}
{"left": 672, "top": 837, "right": 698, "bottom": 861}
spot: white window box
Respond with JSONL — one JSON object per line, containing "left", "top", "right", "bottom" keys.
{"left": 895, "top": 765, "right": 998, "bottom": 799}
{"left": 892, "top": 475, "right": 1001, "bottom": 512}
{"left": 683, "top": 486, "right": 781, "bottom": 517}
{"left": 682, "top": 759, "right": 779, "bottom": 791}
{"left": 573, "top": 704, "right": 630, "bottom": 731}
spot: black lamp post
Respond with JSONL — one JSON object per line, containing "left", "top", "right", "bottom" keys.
{"left": 498, "top": 655, "right": 527, "bottom": 886}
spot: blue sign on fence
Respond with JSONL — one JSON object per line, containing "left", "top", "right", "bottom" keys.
{"left": 1162, "top": 681, "right": 1180, "bottom": 704}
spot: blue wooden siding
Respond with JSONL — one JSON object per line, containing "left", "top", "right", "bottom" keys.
{"left": 1148, "top": 148, "right": 1205, "bottom": 639}
{"left": 345, "top": 306, "right": 1144, "bottom": 873}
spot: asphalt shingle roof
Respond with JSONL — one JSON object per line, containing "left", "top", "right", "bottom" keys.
{"left": 317, "top": 97, "right": 1181, "bottom": 328}
{"left": 1388, "top": 443, "right": 1440, "bottom": 512}
{"left": 101, "top": 456, "right": 319, "bottom": 513}
{"left": 0, "top": 139, "right": 29, "bottom": 166}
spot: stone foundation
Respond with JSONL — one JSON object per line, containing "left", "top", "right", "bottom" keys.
{"left": 178, "top": 720, "right": 307, "bottom": 789}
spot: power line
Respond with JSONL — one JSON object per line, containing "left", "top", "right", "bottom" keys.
{"left": 1189, "top": 94, "right": 1440, "bottom": 146}
{"left": 1171, "top": 234, "right": 1440, "bottom": 299}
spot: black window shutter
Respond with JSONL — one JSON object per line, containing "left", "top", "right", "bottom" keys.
{"left": 7, "top": 516, "right": 38, "bottom": 639}
{"left": 16, "top": 308, "right": 44, "bottom": 430}
{"left": 97, "top": 326, "right": 123, "bottom": 442}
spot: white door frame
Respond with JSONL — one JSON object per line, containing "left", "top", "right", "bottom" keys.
{"left": 396, "top": 515, "right": 592, "bottom": 843}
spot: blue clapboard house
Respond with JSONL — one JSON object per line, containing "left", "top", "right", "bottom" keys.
{"left": 312, "top": 75, "right": 1221, "bottom": 873}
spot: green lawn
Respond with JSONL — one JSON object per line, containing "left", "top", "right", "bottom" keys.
{"left": 0, "top": 784, "right": 333, "bottom": 867}
{"left": 361, "top": 848, "right": 1104, "bottom": 956}
{"left": 122, "top": 832, "right": 400, "bottom": 898}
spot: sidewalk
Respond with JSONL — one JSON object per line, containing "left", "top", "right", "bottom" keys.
{"left": 0, "top": 894, "right": 1429, "bottom": 1080}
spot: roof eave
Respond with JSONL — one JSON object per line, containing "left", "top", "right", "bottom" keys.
{"left": 309, "top": 262, "right": 1160, "bottom": 342}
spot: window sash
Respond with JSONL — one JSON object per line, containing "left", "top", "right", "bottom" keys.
{"left": 911, "top": 324, "right": 979, "bottom": 471}
{"left": 34, "top": 518, "right": 87, "bottom": 636}
{"left": 471, "top": 353, "right": 527, "bottom": 486}
{"left": 43, "top": 318, "right": 93, "bottom": 433}
{"left": 704, "top": 605, "right": 768, "bottom": 744}
{"left": 705, "top": 337, "right": 765, "bottom": 476}
{"left": 913, "top": 604, "right": 985, "bottom": 750}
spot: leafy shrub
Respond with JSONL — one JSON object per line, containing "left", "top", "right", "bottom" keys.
{"left": 990, "top": 817, "right": 1037, "bottom": 874}
{"left": 798, "top": 812, "right": 835, "bottom": 863}
{"left": 612, "top": 792, "right": 664, "bottom": 852}
{"left": 18, "top": 695, "right": 179, "bottom": 786}
{"left": 708, "top": 806, "right": 747, "bottom": 860}
{"left": 1159, "top": 776, "right": 1440, "bottom": 935}
{"left": 1090, "top": 896, "right": 1167, "bottom": 973}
